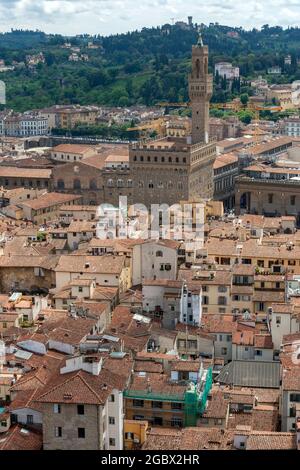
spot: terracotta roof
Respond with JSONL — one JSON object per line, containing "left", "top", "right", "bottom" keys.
{"left": 142, "top": 427, "right": 234, "bottom": 450}
{"left": 47, "top": 316, "right": 97, "bottom": 345}
{"left": 106, "top": 306, "right": 151, "bottom": 353}
{"left": 252, "top": 406, "right": 279, "bottom": 432}
{"left": 246, "top": 432, "right": 296, "bottom": 450}
{"left": 0, "top": 167, "right": 51, "bottom": 179}
{"left": 21, "top": 192, "right": 81, "bottom": 211}
{"left": 0, "top": 425, "right": 42, "bottom": 450}
{"left": 134, "top": 360, "right": 163, "bottom": 374}
{"left": 271, "top": 303, "right": 294, "bottom": 314}
{"left": 55, "top": 254, "right": 125, "bottom": 275}
{"left": 232, "top": 264, "right": 254, "bottom": 275}
{"left": 67, "top": 220, "right": 97, "bottom": 233}
{"left": 254, "top": 334, "right": 273, "bottom": 349}
{"left": 232, "top": 330, "right": 254, "bottom": 346}
{"left": 282, "top": 367, "right": 300, "bottom": 391}
{"left": 8, "top": 388, "right": 42, "bottom": 412}
{"left": 170, "top": 360, "right": 202, "bottom": 373}
{"left": 213, "top": 153, "right": 238, "bottom": 170}
{"left": 0, "top": 254, "right": 59, "bottom": 270}
{"left": 52, "top": 144, "right": 94, "bottom": 154}
{"left": 10, "top": 354, "right": 63, "bottom": 392}
{"left": 106, "top": 153, "right": 129, "bottom": 163}
{"left": 127, "top": 373, "right": 186, "bottom": 399}
{"left": 81, "top": 153, "right": 107, "bottom": 169}
{"left": 203, "top": 392, "right": 229, "bottom": 419}
{"left": 175, "top": 322, "right": 214, "bottom": 340}
{"left": 253, "top": 291, "right": 285, "bottom": 303}
{"left": 178, "top": 268, "right": 232, "bottom": 286}
{"left": 201, "top": 315, "right": 237, "bottom": 335}
{"left": 36, "top": 367, "right": 128, "bottom": 405}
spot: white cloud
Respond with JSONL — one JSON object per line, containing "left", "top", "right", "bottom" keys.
{"left": 0, "top": 0, "right": 299, "bottom": 35}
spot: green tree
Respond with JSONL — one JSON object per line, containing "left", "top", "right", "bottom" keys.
{"left": 240, "top": 93, "right": 249, "bottom": 106}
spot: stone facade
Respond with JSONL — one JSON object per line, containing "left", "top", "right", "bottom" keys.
{"left": 128, "top": 38, "right": 215, "bottom": 208}
{"left": 189, "top": 38, "right": 213, "bottom": 145}
{"left": 51, "top": 161, "right": 104, "bottom": 205}
{"left": 236, "top": 176, "right": 300, "bottom": 223}
{"left": 0, "top": 266, "right": 55, "bottom": 293}
{"left": 42, "top": 403, "right": 104, "bottom": 450}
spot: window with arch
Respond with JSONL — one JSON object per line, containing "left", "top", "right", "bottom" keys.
{"left": 73, "top": 179, "right": 81, "bottom": 190}
{"left": 138, "top": 181, "right": 144, "bottom": 188}
{"left": 127, "top": 179, "right": 133, "bottom": 188}
{"left": 149, "top": 181, "right": 154, "bottom": 189}
{"left": 90, "top": 179, "right": 97, "bottom": 190}
{"left": 168, "top": 181, "right": 173, "bottom": 189}
{"left": 117, "top": 179, "right": 124, "bottom": 188}
{"left": 156, "top": 250, "right": 163, "bottom": 257}
{"left": 57, "top": 179, "right": 65, "bottom": 190}
{"left": 107, "top": 179, "right": 114, "bottom": 187}
{"left": 178, "top": 182, "right": 183, "bottom": 190}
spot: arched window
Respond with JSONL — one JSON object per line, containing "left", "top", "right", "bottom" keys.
{"left": 149, "top": 181, "right": 154, "bottom": 189}
{"left": 107, "top": 179, "right": 114, "bottom": 187}
{"left": 196, "top": 59, "right": 200, "bottom": 78}
{"left": 168, "top": 181, "right": 173, "bottom": 189}
{"left": 57, "top": 179, "right": 65, "bottom": 190}
{"left": 90, "top": 179, "right": 97, "bottom": 190}
{"left": 138, "top": 181, "right": 144, "bottom": 188}
{"left": 127, "top": 179, "right": 133, "bottom": 188}
{"left": 73, "top": 179, "right": 81, "bottom": 190}
{"left": 156, "top": 251, "right": 163, "bottom": 257}
{"left": 178, "top": 182, "right": 183, "bottom": 190}
{"left": 117, "top": 179, "right": 124, "bottom": 188}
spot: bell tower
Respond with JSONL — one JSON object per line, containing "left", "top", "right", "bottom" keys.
{"left": 188, "top": 32, "right": 213, "bottom": 144}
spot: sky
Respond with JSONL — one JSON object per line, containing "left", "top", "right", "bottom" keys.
{"left": 0, "top": 0, "right": 300, "bottom": 36}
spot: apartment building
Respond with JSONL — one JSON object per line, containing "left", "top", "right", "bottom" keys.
{"left": 20, "top": 192, "right": 82, "bottom": 224}
{"left": 55, "top": 254, "right": 131, "bottom": 293}
{"left": 124, "top": 365, "right": 213, "bottom": 428}
{"left": 36, "top": 353, "right": 132, "bottom": 450}
{"left": 50, "top": 144, "right": 96, "bottom": 163}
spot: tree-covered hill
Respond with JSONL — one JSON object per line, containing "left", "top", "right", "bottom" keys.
{"left": 1, "top": 24, "right": 300, "bottom": 111}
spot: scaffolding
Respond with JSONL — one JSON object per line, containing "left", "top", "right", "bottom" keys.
{"left": 124, "top": 366, "right": 213, "bottom": 428}
{"left": 184, "top": 367, "right": 213, "bottom": 426}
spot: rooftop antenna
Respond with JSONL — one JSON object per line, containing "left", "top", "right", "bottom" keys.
{"left": 197, "top": 25, "right": 204, "bottom": 47}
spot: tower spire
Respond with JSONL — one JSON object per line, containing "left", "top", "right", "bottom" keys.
{"left": 197, "top": 26, "right": 204, "bottom": 47}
